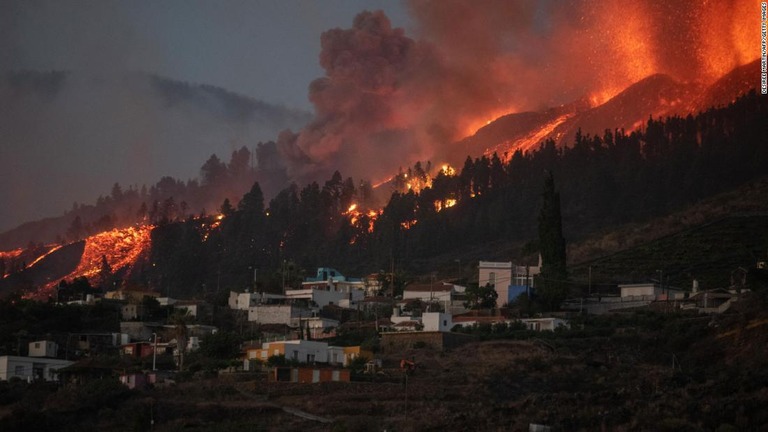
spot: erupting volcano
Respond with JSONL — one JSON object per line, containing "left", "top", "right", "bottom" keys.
{"left": 273, "top": 0, "right": 759, "bottom": 186}
{"left": 0, "top": 1, "right": 762, "bottom": 299}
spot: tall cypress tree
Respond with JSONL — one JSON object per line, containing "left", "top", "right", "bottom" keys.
{"left": 537, "top": 172, "right": 568, "bottom": 310}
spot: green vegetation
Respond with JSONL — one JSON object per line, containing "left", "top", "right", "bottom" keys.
{"left": 463, "top": 283, "right": 498, "bottom": 309}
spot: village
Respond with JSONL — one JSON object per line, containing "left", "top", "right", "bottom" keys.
{"left": 0, "top": 256, "right": 752, "bottom": 390}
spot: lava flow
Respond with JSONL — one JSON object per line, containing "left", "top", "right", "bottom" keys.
{"left": 43, "top": 225, "right": 153, "bottom": 292}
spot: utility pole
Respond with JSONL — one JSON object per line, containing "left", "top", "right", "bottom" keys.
{"left": 430, "top": 272, "right": 435, "bottom": 311}
{"left": 152, "top": 332, "right": 158, "bottom": 371}
{"left": 281, "top": 260, "right": 286, "bottom": 294}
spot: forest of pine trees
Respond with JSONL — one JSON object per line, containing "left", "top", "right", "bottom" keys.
{"left": 138, "top": 91, "right": 766, "bottom": 298}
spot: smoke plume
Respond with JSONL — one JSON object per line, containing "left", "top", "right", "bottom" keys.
{"left": 281, "top": 1, "right": 758, "bottom": 184}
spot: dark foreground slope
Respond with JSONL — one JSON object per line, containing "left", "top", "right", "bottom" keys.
{"left": 3, "top": 291, "right": 768, "bottom": 431}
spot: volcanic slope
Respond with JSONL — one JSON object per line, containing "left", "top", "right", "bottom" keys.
{"left": 0, "top": 226, "right": 152, "bottom": 299}
{"left": 463, "top": 58, "right": 762, "bottom": 159}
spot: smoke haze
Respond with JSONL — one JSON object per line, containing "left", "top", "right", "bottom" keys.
{"left": 280, "top": 0, "right": 758, "bottom": 183}
{"left": 0, "top": 72, "right": 309, "bottom": 232}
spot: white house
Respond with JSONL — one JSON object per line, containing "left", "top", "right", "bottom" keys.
{"left": 452, "top": 316, "right": 569, "bottom": 332}
{"left": 247, "top": 304, "right": 312, "bottom": 325}
{"left": 244, "top": 340, "right": 372, "bottom": 370}
{"left": 298, "top": 267, "right": 366, "bottom": 307}
{"left": 248, "top": 339, "right": 331, "bottom": 364}
{"left": 28, "top": 340, "right": 58, "bottom": 358}
{"left": 520, "top": 317, "right": 569, "bottom": 332}
{"left": 402, "top": 284, "right": 454, "bottom": 304}
{"left": 284, "top": 287, "right": 364, "bottom": 308}
{"left": 0, "top": 356, "right": 73, "bottom": 382}
{"left": 302, "top": 317, "right": 340, "bottom": 339}
{"left": 618, "top": 283, "right": 685, "bottom": 300}
{"left": 229, "top": 291, "right": 286, "bottom": 310}
{"left": 388, "top": 310, "right": 452, "bottom": 333}
{"left": 422, "top": 312, "right": 453, "bottom": 332}
{"left": 479, "top": 259, "right": 541, "bottom": 306}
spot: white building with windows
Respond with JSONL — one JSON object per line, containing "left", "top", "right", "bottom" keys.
{"left": 478, "top": 259, "right": 541, "bottom": 306}
{"left": 422, "top": 312, "right": 453, "bottom": 332}
{"left": 229, "top": 290, "right": 286, "bottom": 310}
{"left": 0, "top": 356, "right": 73, "bottom": 382}
{"left": 28, "top": 340, "right": 58, "bottom": 358}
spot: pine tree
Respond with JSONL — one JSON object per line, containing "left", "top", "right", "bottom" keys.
{"left": 537, "top": 172, "right": 568, "bottom": 310}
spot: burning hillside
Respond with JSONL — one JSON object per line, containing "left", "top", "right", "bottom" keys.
{"left": 0, "top": 226, "right": 154, "bottom": 300}
{"left": 457, "top": 58, "right": 762, "bottom": 163}
{"left": 273, "top": 1, "right": 758, "bottom": 186}
{"left": 64, "top": 226, "right": 153, "bottom": 286}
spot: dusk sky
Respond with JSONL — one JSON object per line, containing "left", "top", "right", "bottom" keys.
{"left": 1, "top": 0, "right": 410, "bottom": 111}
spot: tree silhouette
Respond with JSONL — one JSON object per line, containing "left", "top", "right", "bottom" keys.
{"left": 536, "top": 172, "right": 568, "bottom": 310}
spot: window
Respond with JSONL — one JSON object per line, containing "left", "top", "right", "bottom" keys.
{"left": 443, "top": 320, "right": 448, "bottom": 327}
{"left": 307, "top": 354, "right": 315, "bottom": 363}
{"left": 34, "top": 343, "right": 40, "bottom": 349}
{"left": 291, "top": 350, "right": 298, "bottom": 360}
{"left": 489, "top": 272, "right": 496, "bottom": 286}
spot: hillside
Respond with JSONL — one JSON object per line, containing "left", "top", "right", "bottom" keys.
{"left": 572, "top": 214, "right": 768, "bottom": 290}
{"left": 565, "top": 177, "right": 768, "bottom": 287}
{"left": 2, "top": 295, "right": 767, "bottom": 431}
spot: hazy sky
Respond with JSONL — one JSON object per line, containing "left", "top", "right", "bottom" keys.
{"left": 1, "top": 0, "right": 410, "bottom": 110}
{"left": 0, "top": 0, "right": 410, "bottom": 232}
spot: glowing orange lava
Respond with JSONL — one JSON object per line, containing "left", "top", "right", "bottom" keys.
{"left": 461, "top": 106, "right": 519, "bottom": 138}
{"left": 42, "top": 225, "right": 154, "bottom": 292}
{"left": 201, "top": 214, "right": 225, "bottom": 241}
{"left": 26, "top": 245, "right": 62, "bottom": 268}
{"left": 0, "top": 249, "right": 23, "bottom": 261}
{"left": 490, "top": 113, "right": 573, "bottom": 159}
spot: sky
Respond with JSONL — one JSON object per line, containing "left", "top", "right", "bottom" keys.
{"left": 0, "top": 0, "right": 410, "bottom": 111}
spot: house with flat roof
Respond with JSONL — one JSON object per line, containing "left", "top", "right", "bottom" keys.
{"left": 478, "top": 258, "right": 541, "bottom": 307}
{"left": 0, "top": 356, "right": 73, "bottom": 382}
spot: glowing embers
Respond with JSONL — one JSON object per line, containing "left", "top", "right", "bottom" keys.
{"left": 199, "top": 213, "right": 226, "bottom": 241}
{"left": 0, "top": 249, "right": 23, "bottom": 261}
{"left": 344, "top": 203, "right": 381, "bottom": 234}
{"left": 400, "top": 220, "right": 418, "bottom": 230}
{"left": 434, "top": 198, "right": 457, "bottom": 212}
{"left": 0, "top": 248, "right": 24, "bottom": 279}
